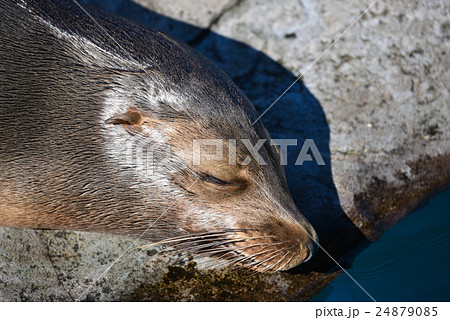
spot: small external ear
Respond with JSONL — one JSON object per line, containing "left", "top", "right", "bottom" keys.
{"left": 105, "top": 107, "right": 146, "bottom": 126}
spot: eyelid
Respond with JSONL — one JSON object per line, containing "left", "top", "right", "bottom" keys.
{"left": 199, "top": 173, "right": 243, "bottom": 187}
{"left": 200, "top": 173, "right": 230, "bottom": 185}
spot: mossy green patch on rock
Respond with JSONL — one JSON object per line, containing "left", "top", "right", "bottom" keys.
{"left": 121, "top": 262, "right": 340, "bottom": 301}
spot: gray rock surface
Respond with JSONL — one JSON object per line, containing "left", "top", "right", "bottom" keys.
{"left": 0, "top": 0, "right": 449, "bottom": 301}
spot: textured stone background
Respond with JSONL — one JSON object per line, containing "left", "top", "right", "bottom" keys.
{"left": 0, "top": 0, "right": 449, "bottom": 301}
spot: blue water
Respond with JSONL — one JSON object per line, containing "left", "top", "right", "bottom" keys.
{"left": 311, "top": 188, "right": 450, "bottom": 302}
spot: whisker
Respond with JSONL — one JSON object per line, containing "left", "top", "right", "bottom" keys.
{"left": 200, "top": 253, "right": 235, "bottom": 270}
{"left": 164, "top": 236, "right": 276, "bottom": 257}
{"left": 141, "top": 237, "right": 239, "bottom": 264}
{"left": 134, "top": 231, "right": 235, "bottom": 250}
{"left": 276, "top": 247, "right": 297, "bottom": 271}
{"left": 133, "top": 228, "right": 295, "bottom": 274}
{"left": 229, "top": 247, "right": 279, "bottom": 268}
{"left": 173, "top": 238, "right": 246, "bottom": 253}
{"left": 191, "top": 240, "right": 283, "bottom": 270}
{"left": 133, "top": 228, "right": 260, "bottom": 252}
{"left": 137, "top": 233, "right": 274, "bottom": 254}
{"left": 261, "top": 249, "right": 292, "bottom": 273}
{"left": 246, "top": 248, "right": 286, "bottom": 274}
{"left": 235, "top": 241, "right": 284, "bottom": 252}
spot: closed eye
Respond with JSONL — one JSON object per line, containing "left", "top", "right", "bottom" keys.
{"left": 198, "top": 173, "right": 246, "bottom": 188}
{"left": 200, "top": 173, "right": 232, "bottom": 185}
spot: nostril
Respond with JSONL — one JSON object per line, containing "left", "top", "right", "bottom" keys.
{"left": 304, "top": 248, "right": 313, "bottom": 262}
{"left": 304, "top": 241, "right": 317, "bottom": 262}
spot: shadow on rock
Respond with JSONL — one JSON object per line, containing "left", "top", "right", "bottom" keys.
{"left": 84, "top": 0, "right": 367, "bottom": 275}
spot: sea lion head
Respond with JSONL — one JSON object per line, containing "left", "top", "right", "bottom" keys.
{"left": 100, "top": 30, "right": 319, "bottom": 272}
{"left": 23, "top": 0, "right": 319, "bottom": 272}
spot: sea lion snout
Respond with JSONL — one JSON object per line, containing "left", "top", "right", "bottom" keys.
{"left": 230, "top": 211, "right": 318, "bottom": 272}
{"left": 274, "top": 217, "right": 318, "bottom": 268}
